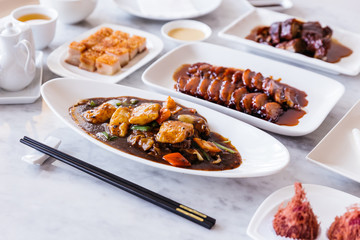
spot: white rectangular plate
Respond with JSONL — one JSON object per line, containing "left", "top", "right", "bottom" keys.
{"left": 307, "top": 100, "right": 360, "bottom": 183}
{"left": 41, "top": 78, "right": 289, "bottom": 178}
{"left": 47, "top": 23, "right": 163, "bottom": 83}
{"left": 247, "top": 184, "right": 360, "bottom": 240}
{"left": 142, "top": 42, "right": 344, "bottom": 136}
{"left": 218, "top": 8, "right": 360, "bottom": 76}
{"left": 0, "top": 51, "right": 43, "bottom": 104}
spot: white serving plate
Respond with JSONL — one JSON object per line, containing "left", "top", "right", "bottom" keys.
{"left": 0, "top": 51, "right": 43, "bottom": 104}
{"left": 306, "top": 100, "right": 360, "bottom": 183}
{"left": 247, "top": 184, "right": 360, "bottom": 240}
{"left": 248, "top": 0, "right": 293, "bottom": 11}
{"left": 113, "top": 0, "right": 222, "bottom": 21}
{"left": 218, "top": 8, "right": 360, "bottom": 76}
{"left": 142, "top": 42, "right": 344, "bottom": 136}
{"left": 41, "top": 78, "right": 290, "bottom": 178}
{"left": 47, "top": 23, "right": 163, "bottom": 83}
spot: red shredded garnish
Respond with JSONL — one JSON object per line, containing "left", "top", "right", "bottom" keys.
{"left": 327, "top": 204, "right": 360, "bottom": 240}
{"left": 273, "top": 182, "right": 319, "bottom": 239}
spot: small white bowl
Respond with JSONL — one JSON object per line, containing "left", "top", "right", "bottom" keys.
{"left": 11, "top": 5, "right": 58, "bottom": 49}
{"left": 161, "top": 20, "right": 212, "bottom": 44}
{"left": 39, "top": 0, "right": 97, "bottom": 24}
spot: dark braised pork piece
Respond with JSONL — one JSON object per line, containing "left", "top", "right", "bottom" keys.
{"left": 247, "top": 18, "right": 333, "bottom": 61}
{"left": 175, "top": 63, "right": 307, "bottom": 123}
{"left": 273, "top": 182, "right": 320, "bottom": 240}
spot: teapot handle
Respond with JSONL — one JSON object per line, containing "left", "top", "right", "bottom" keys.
{"left": 18, "top": 39, "right": 33, "bottom": 76}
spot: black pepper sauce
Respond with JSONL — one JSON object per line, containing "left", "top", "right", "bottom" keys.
{"left": 69, "top": 96, "right": 241, "bottom": 171}
{"left": 246, "top": 26, "right": 353, "bottom": 63}
{"left": 173, "top": 64, "right": 307, "bottom": 126}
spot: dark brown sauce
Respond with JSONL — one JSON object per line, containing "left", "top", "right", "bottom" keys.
{"left": 246, "top": 26, "right": 352, "bottom": 63}
{"left": 69, "top": 96, "right": 241, "bottom": 171}
{"left": 173, "top": 64, "right": 306, "bottom": 126}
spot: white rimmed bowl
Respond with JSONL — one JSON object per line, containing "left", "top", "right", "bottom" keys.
{"left": 39, "top": 0, "right": 97, "bottom": 24}
{"left": 11, "top": 5, "right": 58, "bottom": 49}
{"left": 161, "top": 20, "right": 212, "bottom": 44}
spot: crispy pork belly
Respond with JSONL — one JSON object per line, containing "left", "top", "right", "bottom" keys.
{"left": 121, "top": 38, "right": 139, "bottom": 59}
{"left": 95, "top": 54, "right": 121, "bottom": 75}
{"left": 106, "top": 47, "right": 130, "bottom": 67}
{"left": 131, "top": 35, "right": 147, "bottom": 52}
{"left": 112, "top": 30, "right": 130, "bottom": 40}
{"left": 81, "top": 27, "right": 113, "bottom": 48}
{"left": 65, "top": 41, "right": 86, "bottom": 66}
{"left": 79, "top": 50, "right": 102, "bottom": 72}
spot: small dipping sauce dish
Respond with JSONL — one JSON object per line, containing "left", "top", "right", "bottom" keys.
{"left": 161, "top": 20, "right": 211, "bottom": 43}
{"left": 11, "top": 5, "right": 58, "bottom": 49}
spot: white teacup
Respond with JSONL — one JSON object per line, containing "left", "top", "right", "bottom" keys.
{"left": 11, "top": 5, "right": 58, "bottom": 49}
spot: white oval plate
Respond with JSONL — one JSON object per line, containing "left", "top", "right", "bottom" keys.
{"left": 247, "top": 184, "right": 360, "bottom": 240}
{"left": 41, "top": 78, "right": 289, "bottom": 178}
{"left": 142, "top": 42, "right": 344, "bottom": 136}
{"left": 113, "top": 0, "right": 222, "bottom": 21}
{"left": 47, "top": 23, "right": 163, "bottom": 83}
{"left": 306, "top": 99, "right": 360, "bottom": 183}
{"left": 218, "top": 8, "right": 360, "bottom": 76}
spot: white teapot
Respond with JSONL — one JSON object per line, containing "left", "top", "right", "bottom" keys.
{"left": 0, "top": 22, "right": 36, "bottom": 91}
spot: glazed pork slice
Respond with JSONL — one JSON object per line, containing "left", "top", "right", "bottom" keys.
{"left": 95, "top": 53, "right": 121, "bottom": 75}
{"left": 65, "top": 41, "right": 86, "bottom": 66}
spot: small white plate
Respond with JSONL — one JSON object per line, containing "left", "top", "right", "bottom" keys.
{"left": 142, "top": 42, "right": 344, "bottom": 136}
{"left": 218, "top": 8, "right": 360, "bottom": 76}
{"left": 306, "top": 100, "right": 360, "bottom": 183}
{"left": 161, "top": 20, "right": 212, "bottom": 44}
{"left": 247, "top": 184, "right": 360, "bottom": 240}
{"left": 248, "top": 0, "right": 293, "bottom": 11}
{"left": 0, "top": 51, "right": 43, "bottom": 104}
{"left": 113, "top": 0, "right": 222, "bottom": 21}
{"left": 47, "top": 23, "right": 163, "bottom": 83}
{"left": 41, "top": 78, "right": 290, "bottom": 178}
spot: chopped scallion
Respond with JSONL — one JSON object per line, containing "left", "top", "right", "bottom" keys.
{"left": 212, "top": 142, "right": 236, "bottom": 153}
{"left": 130, "top": 99, "right": 139, "bottom": 105}
{"left": 131, "top": 125, "right": 151, "bottom": 131}
{"left": 89, "top": 100, "right": 96, "bottom": 107}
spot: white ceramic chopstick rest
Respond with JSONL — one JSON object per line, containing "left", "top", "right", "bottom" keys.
{"left": 21, "top": 136, "right": 61, "bottom": 165}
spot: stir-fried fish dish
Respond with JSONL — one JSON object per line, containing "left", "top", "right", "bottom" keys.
{"left": 69, "top": 96, "right": 241, "bottom": 170}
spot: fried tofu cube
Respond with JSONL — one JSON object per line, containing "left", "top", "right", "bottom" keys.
{"left": 106, "top": 47, "right": 130, "bottom": 67}
{"left": 79, "top": 50, "right": 102, "bottom": 72}
{"left": 95, "top": 54, "right": 121, "bottom": 75}
{"left": 65, "top": 41, "right": 86, "bottom": 66}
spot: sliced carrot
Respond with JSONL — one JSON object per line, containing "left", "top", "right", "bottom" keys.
{"left": 193, "top": 138, "right": 222, "bottom": 153}
{"left": 156, "top": 108, "right": 171, "bottom": 124}
{"left": 163, "top": 96, "right": 177, "bottom": 109}
{"left": 162, "top": 152, "right": 191, "bottom": 167}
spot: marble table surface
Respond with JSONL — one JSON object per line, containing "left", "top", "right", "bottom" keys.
{"left": 1, "top": 0, "right": 360, "bottom": 239}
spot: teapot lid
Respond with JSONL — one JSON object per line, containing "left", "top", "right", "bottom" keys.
{"left": 0, "top": 22, "right": 20, "bottom": 36}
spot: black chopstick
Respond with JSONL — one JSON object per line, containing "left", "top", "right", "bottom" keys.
{"left": 20, "top": 136, "right": 216, "bottom": 229}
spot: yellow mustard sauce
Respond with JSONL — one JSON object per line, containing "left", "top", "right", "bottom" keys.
{"left": 168, "top": 28, "right": 205, "bottom": 41}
